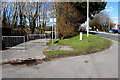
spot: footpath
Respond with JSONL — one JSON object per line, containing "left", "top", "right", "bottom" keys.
{"left": 0, "top": 39, "right": 50, "bottom": 63}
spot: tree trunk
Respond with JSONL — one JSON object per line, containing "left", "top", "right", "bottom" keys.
{"left": 31, "top": 19, "right": 36, "bottom": 34}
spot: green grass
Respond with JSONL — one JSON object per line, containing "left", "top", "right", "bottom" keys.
{"left": 44, "top": 34, "right": 112, "bottom": 57}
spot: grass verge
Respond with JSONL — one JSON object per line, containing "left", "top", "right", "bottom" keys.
{"left": 44, "top": 34, "right": 112, "bottom": 58}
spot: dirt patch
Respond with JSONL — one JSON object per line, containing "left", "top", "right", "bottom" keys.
{"left": 45, "top": 45, "right": 73, "bottom": 51}
{"left": 1, "top": 57, "right": 51, "bottom": 66}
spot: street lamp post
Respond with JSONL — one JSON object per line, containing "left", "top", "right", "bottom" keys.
{"left": 52, "top": 17, "right": 54, "bottom": 45}
{"left": 109, "top": 21, "right": 110, "bottom": 29}
{"left": 55, "top": 25, "right": 57, "bottom": 39}
{"left": 87, "top": 0, "right": 89, "bottom": 37}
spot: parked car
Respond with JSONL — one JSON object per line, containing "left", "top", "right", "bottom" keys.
{"left": 107, "top": 29, "right": 113, "bottom": 33}
{"left": 107, "top": 29, "right": 120, "bottom": 34}
{"left": 118, "top": 29, "right": 120, "bottom": 34}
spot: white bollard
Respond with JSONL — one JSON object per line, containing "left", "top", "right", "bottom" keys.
{"left": 80, "top": 32, "right": 82, "bottom": 40}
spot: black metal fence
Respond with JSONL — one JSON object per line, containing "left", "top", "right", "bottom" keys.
{"left": 27, "top": 34, "right": 46, "bottom": 41}
{"left": 2, "top": 34, "right": 47, "bottom": 50}
{"left": 2, "top": 36, "right": 25, "bottom": 50}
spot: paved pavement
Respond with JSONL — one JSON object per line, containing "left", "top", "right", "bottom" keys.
{"left": 1, "top": 32, "right": 118, "bottom": 78}
{"left": 1, "top": 39, "right": 50, "bottom": 63}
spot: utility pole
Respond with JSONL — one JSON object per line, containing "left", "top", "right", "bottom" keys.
{"left": 52, "top": 17, "right": 54, "bottom": 45}
{"left": 55, "top": 25, "right": 57, "bottom": 39}
{"left": 87, "top": 0, "right": 89, "bottom": 37}
{"left": 109, "top": 21, "right": 110, "bottom": 29}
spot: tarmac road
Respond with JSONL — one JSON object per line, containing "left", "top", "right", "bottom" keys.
{"left": 90, "top": 31, "right": 120, "bottom": 43}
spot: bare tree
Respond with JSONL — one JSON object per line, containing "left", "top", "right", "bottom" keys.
{"left": 1, "top": 2, "right": 10, "bottom": 28}
{"left": 89, "top": 11, "right": 114, "bottom": 31}
{"left": 11, "top": 2, "right": 18, "bottom": 28}
{"left": 25, "top": 2, "right": 40, "bottom": 34}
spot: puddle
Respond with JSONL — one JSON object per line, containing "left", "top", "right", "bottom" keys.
{"left": 85, "top": 60, "right": 89, "bottom": 63}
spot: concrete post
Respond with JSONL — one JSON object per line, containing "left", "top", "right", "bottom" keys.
{"left": 80, "top": 32, "right": 82, "bottom": 40}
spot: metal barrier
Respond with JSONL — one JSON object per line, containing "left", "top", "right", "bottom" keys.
{"left": 27, "top": 34, "right": 46, "bottom": 45}
{"left": 2, "top": 34, "right": 47, "bottom": 50}
{"left": 2, "top": 36, "right": 26, "bottom": 50}
{"left": 27, "top": 34, "right": 46, "bottom": 40}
